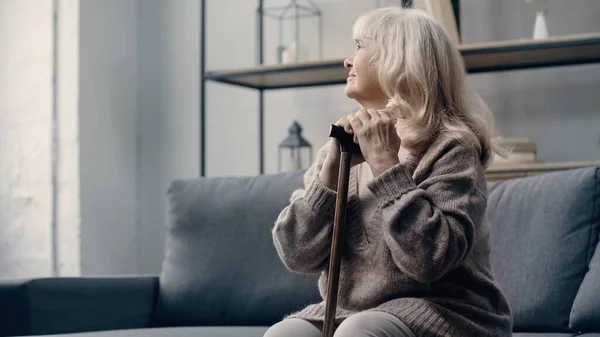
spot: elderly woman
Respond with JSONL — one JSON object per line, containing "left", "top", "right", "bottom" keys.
{"left": 265, "top": 6, "right": 513, "bottom": 337}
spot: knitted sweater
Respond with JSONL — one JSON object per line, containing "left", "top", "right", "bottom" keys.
{"left": 357, "top": 146, "right": 411, "bottom": 222}
{"left": 272, "top": 136, "right": 513, "bottom": 337}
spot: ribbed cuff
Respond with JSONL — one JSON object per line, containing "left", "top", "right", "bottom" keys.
{"left": 376, "top": 299, "right": 459, "bottom": 337}
{"left": 284, "top": 302, "right": 356, "bottom": 326}
{"left": 367, "top": 163, "right": 417, "bottom": 203}
{"left": 304, "top": 176, "right": 337, "bottom": 217}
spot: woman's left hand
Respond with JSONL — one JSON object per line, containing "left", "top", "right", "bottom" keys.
{"left": 348, "top": 108, "right": 401, "bottom": 177}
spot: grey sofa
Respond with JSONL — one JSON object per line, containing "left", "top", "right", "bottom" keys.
{"left": 0, "top": 166, "right": 598, "bottom": 337}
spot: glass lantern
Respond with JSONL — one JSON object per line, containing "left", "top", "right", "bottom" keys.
{"left": 260, "top": 0, "right": 323, "bottom": 64}
{"left": 278, "top": 121, "right": 313, "bottom": 172}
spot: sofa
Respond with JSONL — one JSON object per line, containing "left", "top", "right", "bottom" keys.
{"left": 0, "top": 166, "right": 598, "bottom": 337}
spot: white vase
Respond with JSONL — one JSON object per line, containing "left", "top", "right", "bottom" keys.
{"left": 525, "top": 0, "right": 549, "bottom": 39}
{"left": 533, "top": 9, "right": 549, "bottom": 39}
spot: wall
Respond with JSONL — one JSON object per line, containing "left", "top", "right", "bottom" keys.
{"left": 79, "top": 0, "right": 139, "bottom": 275}
{"left": 56, "top": 0, "right": 81, "bottom": 277}
{"left": 0, "top": 0, "right": 54, "bottom": 278}
{"left": 462, "top": 0, "right": 600, "bottom": 162}
{"left": 0, "top": 0, "right": 81, "bottom": 278}
{"left": 137, "top": 0, "right": 200, "bottom": 274}
{"left": 0, "top": 0, "right": 140, "bottom": 277}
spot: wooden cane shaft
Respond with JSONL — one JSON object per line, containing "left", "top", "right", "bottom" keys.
{"left": 322, "top": 151, "right": 352, "bottom": 337}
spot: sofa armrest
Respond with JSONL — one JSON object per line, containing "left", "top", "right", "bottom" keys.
{"left": 0, "top": 276, "right": 158, "bottom": 336}
{"left": 0, "top": 280, "right": 29, "bottom": 336}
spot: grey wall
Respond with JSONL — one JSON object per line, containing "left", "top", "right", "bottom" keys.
{"left": 56, "top": 0, "right": 82, "bottom": 277}
{"left": 462, "top": 0, "right": 600, "bottom": 162}
{"left": 1, "top": 0, "right": 81, "bottom": 278}
{"left": 79, "top": 0, "right": 139, "bottom": 275}
{"left": 137, "top": 0, "right": 200, "bottom": 274}
{"left": 0, "top": 0, "right": 54, "bottom": 278}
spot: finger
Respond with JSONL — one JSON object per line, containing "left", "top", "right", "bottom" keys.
{"left": 348, "top": 114, "right": 362, "bottom": 131}
{"left": 380, "top": 110, "right": 397, "bottom": 123}
{"left": 334, "top": 117, "right": 346, "bottom": 126}
{"left": 335, "top": 118, "right": 351, "bottom": 133}
{"left": 342, "top": 119, "right": 353, "bottom": 134}
{"left": 348, "top": 113, "right": 361, "bottom": 126}
{"left": 356, "top": 108, "right": 369, "bottom": 117}
{"left": 377, "top": 110, "right": 390, "bottom": 122}
{"left": 356, "top": 108, "right": 370, "bottom": 124}
{"left": 367, "top": 109, "right": 381, "bottom": 123}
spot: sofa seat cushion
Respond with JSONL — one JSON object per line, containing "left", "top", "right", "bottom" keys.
{"left": 570, "top": 168, "right": 600, "bottom": 332}
{"left": 487, "top": 167, "right": 600, "bottom": 332}
{"left": 512, "top": 334, "right": 576, "bottom": 337}
{"left": 154, "top": 171, "right": 320, "bottom": 327}
{"left": 0, "top": 277, "right": 157, "bottom": 337}
{"left": 16, "top": 327, "right": 269, "bottom": 337}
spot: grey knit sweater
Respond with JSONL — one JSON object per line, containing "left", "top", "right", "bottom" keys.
{"left": 272, "top": 137, "right": 513, "bottom": 337}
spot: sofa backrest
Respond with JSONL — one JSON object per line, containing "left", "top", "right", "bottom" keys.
{"left": 153, "top": 165, "right": 600, "bottom": 332}
{"left": 486, "top": 167, "right": 600, "bottom": 333}
{"left": 152, "top": 170, "right": 320, "bottom": 327}
{"left": 569, "top": 167, "right": 600, "bottom": 333}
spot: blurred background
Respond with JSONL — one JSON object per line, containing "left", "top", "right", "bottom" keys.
{"left": 1, "top": 0, "right": 599, "bottom": 279}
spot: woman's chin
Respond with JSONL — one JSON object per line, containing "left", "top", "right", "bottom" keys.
{"left": 344, "top": 86, "right": 358, "bottom": 99}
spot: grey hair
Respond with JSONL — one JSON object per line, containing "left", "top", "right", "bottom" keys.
{"left": 352, "top": 7, "right": 508, "bottom": 167}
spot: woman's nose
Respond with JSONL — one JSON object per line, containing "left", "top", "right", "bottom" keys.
{"left": 344, "top": 57, "right": 353, "bottom": 69}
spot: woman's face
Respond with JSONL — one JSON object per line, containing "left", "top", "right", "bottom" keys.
{"left": 344, "top": 39, "right": 386, "bottom": 105}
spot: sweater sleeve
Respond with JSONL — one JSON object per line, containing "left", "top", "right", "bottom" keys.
{"left": 366, "top": 144, "right": 486, "bottom": 283}
{"left": 272, "top": 143, "right": 338, "bottom": 274}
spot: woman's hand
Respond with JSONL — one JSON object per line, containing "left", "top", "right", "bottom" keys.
{"left": 326, "top": 117, "right": 365, "bottom": 167}
{"left": 348, "top": 108, "right": 401, "bottom": 177}
{"left": 319, "top": 116, "right": 365, "bottom": 190}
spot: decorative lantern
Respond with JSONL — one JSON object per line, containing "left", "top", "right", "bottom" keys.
{"left": 260, "top": 0, "right": 323, "bottom": 64}
{"left": 278, "top": 121, "right": 313, "bottom": 172}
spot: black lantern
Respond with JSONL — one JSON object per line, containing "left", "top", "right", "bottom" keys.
{"left": 278, "top": 121, "right": 313, "bottom": 172}
{"left": 260, "top": 0, "right": 323, "bottom": 64}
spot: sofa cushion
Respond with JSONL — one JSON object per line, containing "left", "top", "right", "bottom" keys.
{"left": 153, "top": 170, "right": 320, "bottom": 327}
{"left": 15, "top": 327, "right": 269, "bottom": 337}
{"left": 513, "top": 334, "right": 576, "bottom": 337}
{"left": 570, "top": 168, "right": 600, "bottom": 332}
{"left": 486, "top": 167, "right": 600, "bottom": 332}
{"left": 512, "top": 334, "right": 575, "bottom": 337}
{"left": 0, "top": 277, "right": 157, "bottom": 336}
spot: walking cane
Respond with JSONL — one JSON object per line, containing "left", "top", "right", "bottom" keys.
{"left": 322, "top": 124, "right": 362, "bottom": 337}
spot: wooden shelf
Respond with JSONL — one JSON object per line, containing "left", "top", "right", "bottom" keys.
{"left": 485, "top": 161, "right": 600, "bottom": 181}
{"left": 205, "top": 32, "right": 600, "bottom": 90}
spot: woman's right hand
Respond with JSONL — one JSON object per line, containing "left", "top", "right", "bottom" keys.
{"left": 319, "top": 116, "right": 365, "bottom": 190}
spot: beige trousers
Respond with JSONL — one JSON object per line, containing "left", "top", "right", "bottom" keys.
{"left": 263, "top": 311, "right": 417, "bottom": 337}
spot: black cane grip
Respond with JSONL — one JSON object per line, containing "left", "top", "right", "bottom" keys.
{"left": 329, "top": 124, "right": 362, "bottom": 155}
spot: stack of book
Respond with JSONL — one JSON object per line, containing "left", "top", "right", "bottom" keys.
{"left": 493, "top": 138, "right": 538, "bottom": 165}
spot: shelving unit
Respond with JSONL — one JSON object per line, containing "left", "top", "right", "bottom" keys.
{"left": 199, "top": 0, "right": 600, "bottom": 177}
{"left": 485, "top": 161, "right": 600, "bottom": 181}
{"left": 205, "top": 32, "right": 600, "bottom": 90}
